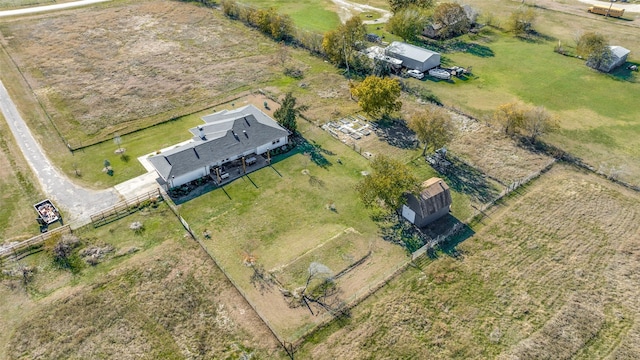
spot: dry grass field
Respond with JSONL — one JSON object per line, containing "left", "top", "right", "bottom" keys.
{"left": 0, "top": 111, "right": 45, "bottom": 244}
{"left": 0, "top": 0, "right": 282, "bottom": 146}
{"left": 296, "top": 164, "right": 640, "bottom": 359}
{"left": 0, "top": 204, "right": 282, "bottom": 359}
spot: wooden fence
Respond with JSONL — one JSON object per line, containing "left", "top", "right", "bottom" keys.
{"left": 0, "top": 224, "right": 71, "bottom": 261}
{"left": 90, "top": 189, "right": 163, "bottom": 227}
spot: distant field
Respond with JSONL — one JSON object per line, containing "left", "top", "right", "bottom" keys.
{"left": 0, "top": 0, "right": 281, "bottom": 147}
{"left": 0, "top": 203, "right": 282, "bottom": 359}
{"left": 416, "top": 17, "right": 640, "bottom": 185}
{"left": 296, "top": 164, "right": 640, "bottom": 358}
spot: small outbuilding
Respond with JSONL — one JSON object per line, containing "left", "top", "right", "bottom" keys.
{"left": 385, "top": 41, "right": 441, "bottom": 72}
{"left": 401, "top": 178, "right": 452, "bottom": 227}
{"left": 590, "top": 45, "right": 630, "bottom": 73}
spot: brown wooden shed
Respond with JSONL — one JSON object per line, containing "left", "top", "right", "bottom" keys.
{"left": 401, "top": 177, "right": 452, "bottom": 227}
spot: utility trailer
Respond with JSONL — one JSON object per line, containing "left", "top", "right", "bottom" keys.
{"left": 34, "top": 199, "right": 61, "bottom": 231}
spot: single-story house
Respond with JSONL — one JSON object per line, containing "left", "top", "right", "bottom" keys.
{"left": 385, "top": 41, "right": 440, "bottom": 72}
{"left": 591, "top": 45, "right": 630, "bottom": 72}
{"left": 148, "top": 105, "right": 288, "bottom": 188}
{"left": 401, "top": 177, "right": 452, "bottom": 227}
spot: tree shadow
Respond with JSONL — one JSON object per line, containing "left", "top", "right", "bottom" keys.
{"left": 419, "top": 214, "right": 475, "bottom": 259}
{"left": 293, "top": 136, "right": 333, "bottom": 168}
{"left": 379, "top": 214, "right": 427, "bottom": 253}
{"left": 372, "top": 118, "right": 417, "bottom": 150}
{"left": 435, "top": 156, "right": 501, "bottom": 203}
{"left": 465, "top": 43, "right": 495, "bottom": 57}
{"left": 515, "top": 31, "right": 556, "bottom": 44}
{"left": 608, "top": 62, "right": 639, "bottom": 83}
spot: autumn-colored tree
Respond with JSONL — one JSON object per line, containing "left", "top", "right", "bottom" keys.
{"left": 432, "top": 3, "right": 471, "bottom": 39}
{"left": 576, "top": 32, "right": 612, "bottom": 71}
{"left": 322, "top": 16, "right": 366, "bottom": 67}
{"left": 274, "top": 92, "right": 308, "bottom": 133}
{"left": 386, "top": 6, "right": 428, "bottom": 42}
{"left": 350, "top": 76, "right": 402, "bottom": 118}
{"left": 408, "top": 107, "right": 456, "bottom": 155}
{"left": 523, "top": 106, "right": 557, "bottom": 142}
{"left": 356, "top": 155, "right": 418, "bottom": 214}
{"left": 507, "top": 7, "right": 536, "bottom": 36}
{"left": 494, "top": 102, "right": 557, "bottom": 141}
{"left": 389, "top": 0, "right": 434, "bottom": 13}
{"left": 494, "top": 102, "right": 526, "bottom": 135}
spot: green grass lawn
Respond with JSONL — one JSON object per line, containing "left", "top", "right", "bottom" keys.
{"left": 0, "top": 0, "right": 52, "bottom": 9}
{"left": 412, "top": 27, "right": 640, "bottom": 184}
{"left": 237, "top": 0, "right": 341, "bottom": 32}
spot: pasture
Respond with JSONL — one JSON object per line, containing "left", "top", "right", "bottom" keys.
{"left": 0, "top": 202, "right": 282, "bottom": 359}
{"left": 296, "top": 164, "right": 640, "bottom": 359}
{"left": 0, "top": 0, "right": 282, "bottom": 148}
{"left": 412, "top": 3, "right": 640, "bottom": 185}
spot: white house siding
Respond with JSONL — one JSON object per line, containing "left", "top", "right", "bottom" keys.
{"left": 172, "top": 167, "right": 206, "bottom": 188}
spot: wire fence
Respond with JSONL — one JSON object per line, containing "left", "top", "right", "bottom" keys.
{"left": 158, "top": 187, "right": 296, "bottom": 359}
{"left": 0, "top": 224, "right": 71, "bottom": 261}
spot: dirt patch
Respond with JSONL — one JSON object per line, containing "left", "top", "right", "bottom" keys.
{"left": 0, "top": 0, "right": 280, "bottom": 145}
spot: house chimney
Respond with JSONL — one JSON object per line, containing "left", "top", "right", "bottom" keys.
{"left": 198, "top": 126, "right": 206, "bottom": 140}
{"left": 243, "top": 130, "right": 248, "bottom": 138}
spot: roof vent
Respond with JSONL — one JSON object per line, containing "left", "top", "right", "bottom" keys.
{"left": 244, "top": 116, "right": 250, "bottom": 126}
{"left": 198, "top": 126, "right": 206, "bottom": 140}
{"left": 164, "top": 156, "right": 171, "bottom": 166}
{"left": 193, "top": 147, "right": 200, "bottom": 159}
{"left": 232, "top": 131, "right": 239, "bottom": 141}
{"left": 243, "top": 130, "right": 248, "bottom": 138}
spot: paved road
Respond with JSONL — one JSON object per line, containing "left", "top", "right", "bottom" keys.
{"left": 0, "top": 0, "right": 110, "bottom": 18}
{"left": 0, "top": 79, "right": 120, "bottom": 225}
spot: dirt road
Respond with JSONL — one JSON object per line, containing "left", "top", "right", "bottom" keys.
{"left": 331, "top": 0, "right": 391, "bottom": 24}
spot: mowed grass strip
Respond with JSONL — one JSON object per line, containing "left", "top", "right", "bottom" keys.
{"left": 1, "top": 202, "right": 282, "bottom": 359}
{"left": 295, "top": 164, "right": 640, "bottom": 359}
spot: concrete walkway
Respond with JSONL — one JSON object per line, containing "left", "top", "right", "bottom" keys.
{"left": 0, "top": 0, "right": 110, "bottom": 18}
{"left": 0, "top": 79, "right": 121, "bottom": 224}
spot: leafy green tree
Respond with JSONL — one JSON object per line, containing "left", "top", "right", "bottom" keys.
{"left": 350, "top": 76, "right": 402, "bottom": 118}
{"left": 357, "top": 156, "right": 415, "bottom": 211}
{"left": 322, "top": 16, "right": 366, "bottom": 66}
{"left": 408, "top": 106, "right": 456, "bottom": 155}
{"left": 357, "top": 155, "right": 418, "bottom": 215}
{"left": 274, "top": 92, "right": 308, "bottom": 133}
{"left": 386, "top": 6, "right": 428, "bottom": 42}
{"left": 576, "top": 32, "right": 612, "bottom": 71}
{"left": 432, "top": 3, "right": 471, "bottom": 39}
{"left": 507, "top": 7, "right": 536, "bottom": 36}
{"left": 389, "top": 0, "right": 434, "bottom": 13}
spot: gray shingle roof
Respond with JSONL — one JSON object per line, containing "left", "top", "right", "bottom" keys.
{"left": 148, "top": 105, "right": 287, "bottom": 181}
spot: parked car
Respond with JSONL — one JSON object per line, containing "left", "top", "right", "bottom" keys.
{"left": 407, "top": 69, "right": 424, "bottom": 79}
